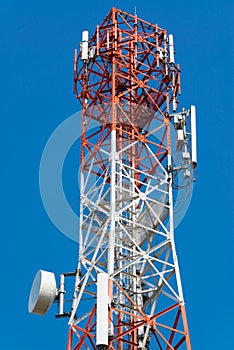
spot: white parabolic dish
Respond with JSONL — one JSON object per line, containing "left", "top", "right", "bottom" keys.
{"left": 28, "top": 269, "right": 57, "bottom": 316}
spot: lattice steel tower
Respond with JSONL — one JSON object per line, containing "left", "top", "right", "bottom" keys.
{"left": 29, "top": 7, "right": 197, "bottom": 350}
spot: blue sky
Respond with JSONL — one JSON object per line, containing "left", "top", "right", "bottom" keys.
{"left": 0, "top": 0, "right": 233, "bottom": 348}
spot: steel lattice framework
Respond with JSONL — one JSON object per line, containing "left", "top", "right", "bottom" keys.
{"left": 67, "top": 7, "right": 192, "bottom": 350}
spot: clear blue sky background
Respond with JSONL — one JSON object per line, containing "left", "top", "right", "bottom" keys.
{"left": 1, "top": 0, "right": 233, "bottom": 348}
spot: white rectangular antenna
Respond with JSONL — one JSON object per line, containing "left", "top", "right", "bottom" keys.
{"left": 190, "top": 105, "right": 197, "bottom": 168}
{"left": 96, "top": 273, "right": 109, "bottom": 347}
{"left": 177, "top": 129, "right": 184, "bottom": 151}
{"left": 81, "top": 30, "right": 89, "bottom": 61}
{"left": 168, "top": 34, "right": 175, "bottom": 64}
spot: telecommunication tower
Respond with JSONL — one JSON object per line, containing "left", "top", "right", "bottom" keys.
{"left": 29, "top": 8, "right": 197, "bottom": 350}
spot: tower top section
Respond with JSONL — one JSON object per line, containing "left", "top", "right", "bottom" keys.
{"left": 74, "top": 7, "right": 181, "bottom": 116}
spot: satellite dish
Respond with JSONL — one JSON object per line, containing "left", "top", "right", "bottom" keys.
{"left": 28, "top": 269, "right": 57, "bottom": 316}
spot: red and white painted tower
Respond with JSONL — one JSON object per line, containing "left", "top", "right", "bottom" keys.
{"left": 67, "top": 7, "right": 196, "bottom": 349}
{"left": 29, "top": 8, "right": 197, "bottom": 350}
